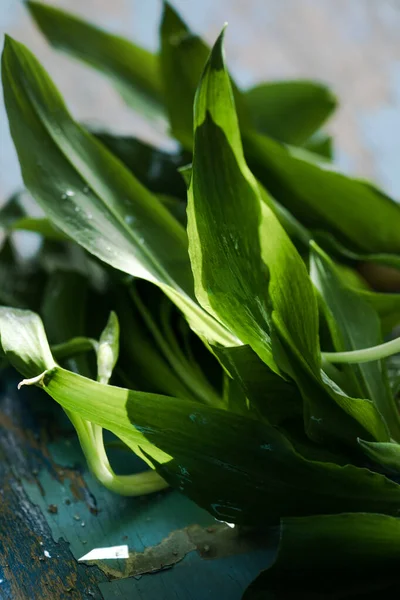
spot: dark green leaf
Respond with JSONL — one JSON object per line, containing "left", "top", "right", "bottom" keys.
{"left": 243, "top": 513, "right": 400, "bottom": 599}
{"left": 92, "top": 131, "right": 188, "bottom": 199}
{"left": 159, "top": 3, "right": 250, "bottom": 150}
{"left": 213, "top": 344, "right": 302, "bottom": 425}
{"left": 310, "top": 244, "right": 400, "bottom": 441}
{"left": 245, "top": 80, "right": 337, "bottom": 144}
{"left": 244, "top": 131, "right": 400, "bottom": 254}
{"left": 303, "top": 132, "right": 334, "bottom": 160}
{"left": 27, "top": 1, "right": 163, "bottom": 120}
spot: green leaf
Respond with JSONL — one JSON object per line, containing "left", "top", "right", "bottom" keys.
{"left": 4, "top": 307, "right": 400, "bottom": 524}
{"left": 97, "top": 311, "right": 119, "bottom": 384}
{"left": 310, "top": 244, "right": 400, "bottom": 442}
{"left": 11, "top": 217, "right": 67, "bottom": 241}
{"left": 303, "top": 132, "right": 334, "bottom": 160}
{"left": 243, "top": 513, "right": 400, "bottom": 599}
{"left": 159, "top": 3, "right": 250, "bottom": 150}
{"left": 27, "top": 2, "right": 164, "bottom": 121}
{"left": 2, "top": 35, "right": 235, "bottom": 348}
{"left": 0, "top": 307, "right": 55, "bottom": 378}
{"left": 359, "top": 439, "right": 400, "bottom": 474}
{"left": 355, "top": 290, "right": 400, "bottom": 336}
{"left": 212, "top": 344, "right": 302, "bottom": 425}
{"left": 41, "top": 270, "right": 92, "bottom": 377}
{"left": 188, "top": 30, "right": 319, "bottom": 374}
{"left": 244, "top": 80, "right": 337, "bottom": 144}
{"left": 92, "top": 131, "right": 188, "bottom": 199}
{"left": 39, "top": 367, "right": 400, "bottom": 524}
{"left": 244, "top": 130, "right": 400, "bottom": 254}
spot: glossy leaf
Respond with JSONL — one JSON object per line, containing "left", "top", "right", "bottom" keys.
{"left": 188, "top": 30, "right": 319, "bottom": 374}
{"left": 40, "top": 367, "right": 400, "bottom": 524}
{"left": 310, "top": 244, "right": 400, "bottom": 441}
{"left": 2, "top": 36, "right": 235, "bottom": 347}
{"left": 244, "top": 130, "right": 400, "bottom": 254}
{"left": 27, "top": 1, "right": 164, "bottom": 120}
{"left": 245, "top": 80, "right": 337, "bottom": 144}
{"left": 243, "top": 513, "right": 400, "bottom": 599}
{"left": 359, "top": 439, "right": 400, "bottom": 474}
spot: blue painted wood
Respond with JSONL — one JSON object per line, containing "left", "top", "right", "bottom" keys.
{"left": 0, "top": 371, "right": 275, "bottom": 599}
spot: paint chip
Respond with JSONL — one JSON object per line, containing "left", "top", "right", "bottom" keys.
{"left": 78, "top": 545, "right": 129, "bottom": 561}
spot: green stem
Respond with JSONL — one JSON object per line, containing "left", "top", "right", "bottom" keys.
{"left": 52, "top": 337, "right": 98, "bottom": 360}
{"left": 322, "top": 336, "right": 400, "bottom": 364}
{"left": 68, "top": 411, "right": 167, "bottom": 496}
{"left": 130, "top": 286, "right": 224, "bottom": 408}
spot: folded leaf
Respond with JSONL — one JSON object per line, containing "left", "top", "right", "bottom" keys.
{"left": 0, "top": 308, "right": 55, "bottom": 378}
{"left": 243, "top": 513, "right": 400, "bottom": 599}
{"left": 2, "top": 35, "right": 235, "bottom": 347}
{"left": 188, "top": 30, "right": 319, "bottom": 374}
{"left": 359, "top": 439, "right": 400, "bottom": 474}
{"left": 244, "top": 130, "right": 400, "bottom": 254}
{"left": 245, "top": 80, "right": 337, "bottom": 144}
{"left": 310, "top": 244, "right": 400, "bottom": 442}
{"left": 27, "top": 1, "right": 164, "bottom": 121}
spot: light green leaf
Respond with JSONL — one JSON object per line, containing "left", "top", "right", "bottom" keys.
{"left": 243, "top": 513, "right": 400, "bottom": 599}
{"left": 244, "top": 130, "right": 400, "bottom": 254}
{"left": 188, "top": 29, "right": 319, "bottom": 375}
{"left": 0, "top": 307, "right": 55, "bottom": 378}
{"left": 11, "top": 217, "right": 67, "bottom": 241}
{"left": 27, "top": 2, "right": 164, "bottom": 121}
{"left": 310, "top": 244, "right": 400, "bottom": 441}
{"left": 354, "top": 290, "right": 400, "bottom": 337}
{"left": 245, "top": 80, "right": 337, "bottom": 144}
{"left": 97, "top": 311, "right": 119, "bottom": 384}
{"left": 2, "top": 35, "right": 235, "bottom": 348}
{"left": 359, "top": 439, "right": 400, "bottom": 474}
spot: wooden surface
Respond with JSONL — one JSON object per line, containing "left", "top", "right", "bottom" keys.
{"left": 0, "top": 371, "right": 274, "bottom": 599}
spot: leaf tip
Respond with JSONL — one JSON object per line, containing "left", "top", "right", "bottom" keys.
{"left": 209, "top": 25, "right": 227, "bottom": 72}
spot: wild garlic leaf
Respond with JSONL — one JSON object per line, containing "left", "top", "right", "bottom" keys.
{"left": 303, "top": 132, "right": 334, "bottom": 160}
{"left": 38, "top": 366, "right": 400, "bottom": 525}
{"left": 245, "top": 80, "right": 337, "bottom": 144}
{"left": 188, "top": 30, "right": 319, "bottom": 374}
{"left": 3, "top": 307, "right": 400, "bottom": 524}
{"left": 0, "top": 307, "right": 55, "bottom": 378}
{"left": 2, "top": 36, "right": 235, "bottom": 348}
{"left": 212, "top": 344, "right": 302, "bottom": 425}
{"left": 357, "top": 290, "right": 400, "bottom": 336}
{"left": 358, "top": 439, "right": 400, "bottom": 475}
{"left": 244, "top": 130, "right": 400, "bottom": 254}
{"left": 310, "top": 244, "right": 400, "bottom": 442}
{"left": 159, "top": 2, "right": 250, "bottom": 150}
{"left": 97, "top": 312, "right": 120, "bottom": 384}
{"left": 27, "top": 1, "right": 164, "bottom": 122}
{"left": 243, "top": 513, "right": 400, "bottom": 599}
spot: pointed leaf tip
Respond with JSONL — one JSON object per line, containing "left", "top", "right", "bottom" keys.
{"left": 209, "top": 26, "right": 227, "bottom": 71}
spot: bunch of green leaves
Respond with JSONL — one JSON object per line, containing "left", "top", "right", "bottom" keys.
{"left": 2, "top": 2, "right": 400, "bottom": 597}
